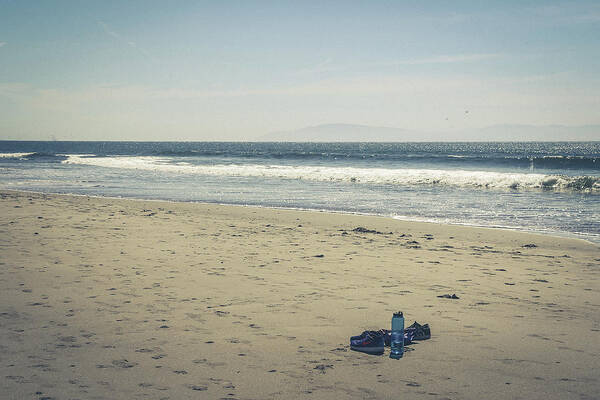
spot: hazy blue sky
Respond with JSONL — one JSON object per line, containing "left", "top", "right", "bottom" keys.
{"left": 1, "top": 1, "right": 599, "bottom": 140}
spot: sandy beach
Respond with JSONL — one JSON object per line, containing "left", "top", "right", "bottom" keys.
{"left": 1, "top": 189, "right": 598, "bottom": 400}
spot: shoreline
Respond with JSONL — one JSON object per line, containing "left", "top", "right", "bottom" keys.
{"left": 1, "top": 189, "right": 598, "bottom": 399}
{"left": 3, "top": 188, "right": 598, "bottom": 246}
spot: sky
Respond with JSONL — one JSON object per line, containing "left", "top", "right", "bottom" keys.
{"left": 1, "top": 0, "right": 599, "bottom": 141}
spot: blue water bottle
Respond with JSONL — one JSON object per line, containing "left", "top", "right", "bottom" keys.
{"left": 390, "top": 311, "right": 404, "bottom": 359}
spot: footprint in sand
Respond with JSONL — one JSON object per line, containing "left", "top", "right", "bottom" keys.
{"left": 111, "top": 359, "right": 138, "bottom": 368}
{"left": 192, "top": 358, "right": 226, "bottom": 367}
{"left": 313, "top": 364, "right": 333, "bottom": 374}
{"left": 187, "top": 384, "right": 208, "bottom": 391}
{"left": 135, "top": 348, "right": 154, "bottom": 353}
{"left": 5, "top": 375, "right": 32, "bottom": 384}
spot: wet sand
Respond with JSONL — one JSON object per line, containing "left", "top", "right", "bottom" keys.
{"left": 1, "top": 190, "right": 599, "bottom": 400}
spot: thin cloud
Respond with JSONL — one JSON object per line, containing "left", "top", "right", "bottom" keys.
{"left": 293, "top": 58, "right": 343, "bottom": 76}
{"left": 98, "top": 20, "right": 136, "bottom": 49}
{"left": 293, "top": 53, "right": 501, "bottom": 77}
{"left": 98, "top": 21, "right": 120, "bottom": 40}
{"left": 382, "top": 53, "right": 502, "bottom": 67}
{"left": 97, "top": 20, "right": 153, "bottom": 59}
{"left": 0, "top": 42, "right": 6, "bottom": 48}
{"left": 568, "top": 13, "right": 600, "bottom": 23}
{"left": 530, "top": 4, "right": 600, "bottom": 25}
{"left": 98, "top": 20, "right": 137, "bottom": 49}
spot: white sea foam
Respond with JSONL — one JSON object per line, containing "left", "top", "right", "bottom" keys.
{"left": 62, "top": 155, "right": 599, "bottom": 191}
{"left": 0, "top": 152, "right": 35, "bottom": 159}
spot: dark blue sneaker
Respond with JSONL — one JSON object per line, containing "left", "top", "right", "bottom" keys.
{"left": 380, "top": 323, "right": 431, "bottom": 343}
{"left": 350, "top": 330, "right": 385, "bottom": 354}
{"left": 406, "top": 322, "right": 431, "bottom": 340}
{"left": 350, "top": 329, "right": 383, "bottom": 342}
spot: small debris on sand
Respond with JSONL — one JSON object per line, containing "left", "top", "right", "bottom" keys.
{"left": 437, "top": 294, "right": 460, "bottom": 299}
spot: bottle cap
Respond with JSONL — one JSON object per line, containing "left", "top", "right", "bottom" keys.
{"left": 393, "top": 311, "right": 403, "bottom": 317}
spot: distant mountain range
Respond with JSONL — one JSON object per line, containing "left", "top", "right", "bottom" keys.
{"left": 260, "top": 123, "right": 600, "bottom": 142}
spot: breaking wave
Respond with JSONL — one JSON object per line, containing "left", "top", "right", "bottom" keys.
{"left": 142, "top": 147, "right": 599, "bottom": 169}
{"left": 0, "top": 152, "right": 68, "bottom": 162}
{"left": 0, "top": 152, "right": 35, "bottom": 159}
{"left": 63, "top": 155, "right": 599, "bottom": 192}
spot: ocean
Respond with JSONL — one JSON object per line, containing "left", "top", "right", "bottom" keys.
{"left": 1, "top": 141, "right": 599, "bottom": 243}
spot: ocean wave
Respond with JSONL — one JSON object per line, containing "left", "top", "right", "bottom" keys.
{"left": 144, "top": 149, "right": 598, "bottom": 169}
{"left": 4, "top": 142, "right": 599, "bottom": 170}
{"left": 62, "top": 155, "right": 600, "bottom": 192}
{"left": 141, "top": 143, "right": 599, "bottom": 170}
{"left": 25, "top": 152, "right": 66, "bottom": 159}
{"left": 0, "top": 152, "right": 68, "bottom": 161}
{"left": 529, "top": 155, "right": 598, "bottom": 170}
{"left": 0, "top": 152, "right": 35, "bottom": 159}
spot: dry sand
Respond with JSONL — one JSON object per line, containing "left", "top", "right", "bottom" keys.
{"left": 1, "top": 190, "right": 599, "bottom": 400}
